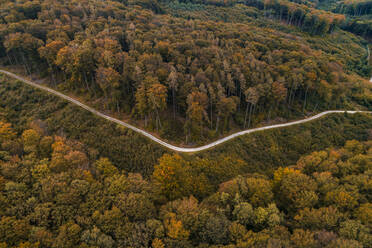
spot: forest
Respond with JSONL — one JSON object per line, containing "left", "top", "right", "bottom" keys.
{"left": 315, "top": 0, "right": 372, "bottom": 40}
{"left": 0, "top": 108, "right": 371, "bottom": 247}
{"left": 2, "top": 75, "right": 372, "bottom": 178}
{"left": 1, "top": 73, "right": 372, "bottom": 247}
{"left": 0, "top": 0, "right": 371, "bottom": 144}
{"left": 335, "top": 0, "right": 372, "bottom": 16}
{"left": 0, "top": 0, "right": 372, "bottom": 246}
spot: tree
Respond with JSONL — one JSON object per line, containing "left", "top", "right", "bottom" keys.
{"left": 93, "top": 207, "right": 124, "bottom": 238}
{"left": 55, "top": 45, "right": 74, "bottom": 82}
{"left": 135, "top": 75, "right": 167, "bottom": 130}
{"left": 233, "top": 202, "right": 281, "bottom": 231}
{"left": 81, "top": 226, "right": 114, "bottom": 248}
{"left": 0, "top": 217, "right": 30, "bottom": 246}
{"left": 147, "top": 82, "right": 167, "bottom": 131}
{"left": 216, "top": 95, "right": 237, "bottom": 132}
{"left": 197, "top": 213, "right": 230, "bottom": 244}
{"left": 39, "top": 136, "right": 53, "bottom": 158}
{"left": 157, "top": 41, "right": 172, "bottom": 62}
{"left": 29, "top": 227, "right": 53, "bottom": 248}
{"left": 244, "top": 87, "right": 260, "bottom": 128}
{"left": 243, "top": 177, "right": 274, "bottom": 207}
{"left": 115, "top": 193, "right": 155, "bottom": 221}
{"left": 233, "top": 202, "right": 254, "bottom": 227}
{"left": 152, "top": 154, "right": 191, "bottom": 201}
{"left": 185, "top": 90, "right": 209, "bottom": 140}
{"left": 22, "top": 129, "right": 40, "bottom": 154}
{"left": 167, "top": 66, "right": 178, "bottom": 120}
{"left": 31, "top": 162, "right": 50, "bottom": 181}
{"left": 38, "top": 40, "right": 65, "bottom": 84}
{"left": 290, "top": 229, "right": 317, "bottom": 248}
{"left": 49, "top": 137, "right": 72, "bottom": 172}
{"left": 293, "top": 206, "right": 343, "bottom": 230}
{"left": 94, "top": 157, "right": 119, "bottom": 178}
{"left": 339, "top": 220, "right": 371, "bottom": 247}
{"left": 0, "top": 121, "right": 16, "bottom": 143}
{"left": 164, "top": 213, "right": 190, "bottom": 240}
{"left": 271, "top": 81, "right": 287, "bottom": 106}
{"left": 152, "top": 238, "right": 165, "bottom": 248}
{"left": 72, "top": 39, "right": 97, "bottom": 92}
{"left": 275, "top": 169, "right": 318, "bottom": 212}
{"left": 96, "top": 67, "right": 121, "bottom": 111}
{"left": 228, "top": 222, "right": 247, "bottom": 243}
{"left": 354, "top": 203, "right": 372, "bottom": 226}
{"left": 135, "top": 81, "right": 150, "bottom": 126}
{"left": 4, "top": 32, "right": 43, "bottom": 75}
{"left": 326, "top": 238, "right": 363, "bottom": 248}
{"left": 56, "top": 40, "right": 97, "bottom": 92}
{"left": 325, "top": 189, "right": 358, "bottom": 211}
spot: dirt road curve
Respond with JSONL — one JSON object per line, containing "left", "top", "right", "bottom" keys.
{"left": 1, "top": 69, "right": 371, "bottom": 153}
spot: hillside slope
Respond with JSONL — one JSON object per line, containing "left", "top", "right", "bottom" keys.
{"left": 1, "top": 69, "right": 371, "bottom": 152}
{"left": 2, "top": 74, "right": 372, "bottom": 179}
{"left": 0, "top": 0, "right": 371, "bottom": 144}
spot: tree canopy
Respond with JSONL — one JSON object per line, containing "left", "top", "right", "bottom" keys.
{"left": 0, "top": 118, "right": 371, "bottom": 247}
{"left": 0, "top": 0, "right": 371, "bottom": 144}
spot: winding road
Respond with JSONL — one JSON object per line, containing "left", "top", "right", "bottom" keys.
{"left": 1, "top": 69, "right": 371, "bottom": 153}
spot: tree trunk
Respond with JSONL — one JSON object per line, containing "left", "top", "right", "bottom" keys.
{"left": 83, "top": 71, "right": 91, "bottom": 93}
{"left": 155, "top": 108, "right": 161, "bottom": 132}
{"left": 172, "top": 87, "right": 176, "bottom": 120}
{"left": 248, "top": 104, "right": 253, "bottom": 128}
{"left": 215, "top": 115, "right": 219, "bottom": 132}
{"left": 6, "top": 53, "right": 13, "bottom": 65}
{"left": 244, "top": 103, "right": 249, "bottom": 128}
{"left": 51, "top": 70, "right": 56, "bottom": 86}
{"left": 20, "top": 52, "right": 31, "bottom": 76}
{"left": 210, "top": 99, "right": 213, "bottom": 129}
{"left": 13, "top": 52, "right": 20, "bottom": 64}
{"left": 267, "top": 105, "right": 272, "bottom": 121}
{"left": 303, "top": 86, "right": 309, "bottom": 111}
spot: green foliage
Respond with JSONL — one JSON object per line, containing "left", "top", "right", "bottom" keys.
{"left": 94, "top": 157, "right": 119, "bottom": 177}
{"left": 0, "top": 77, "right": 167, "bottom": 177}
{"left": 2, "top": 76, "right": 372, "bottom": 180}
{"left": 198, "top": 112, "right": 372, "bottom": 177}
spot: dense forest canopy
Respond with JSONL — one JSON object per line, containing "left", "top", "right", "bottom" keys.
{"left": 0, "top": 116, "right": 371, "bottom": 247}
{"left": 1, "top": 63, "right": 372, "bottom": 248}
{"left": 0, "top": 0, "right": 371, "bottom": 144}
{"left": 0, "top": 0, "right": 371, "bottom": 246}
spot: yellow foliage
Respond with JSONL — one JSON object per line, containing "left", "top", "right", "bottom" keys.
{"left": 17, "top": 242, "right": 40, "bottom": 248}
{"left": 0, "top": 121, "right": 16, "bottom": 142}
{"left": 51, "top": 137, "right": 71, "bottom": 155}
{"left": 95, "top": 157, "right": 119, "bottom": 177}
{"left": 325, "top": 190, "right": 357, "bottom": 210}
{"left": 164, "top": 213, "right": 190, "bottom": 240}
{"left": 82, "top": 170, "right": 96, "bottom": 184}
{"left": 152, "top": 238, "right": 165, "bottom": 248}
{"left": 152, "top": 154, "right": 186, "bottom": 200}
{"left": 354, "top": 203, "right": 372, "bottom": 226}
{"left": 273, "top": 167, "right": 300, "bottom": 187}
{"left": 22, "top": 129, "right": 41, "bottom": 154}
{"left": 31, "top": 162, "right": 50, "bottom": 180}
